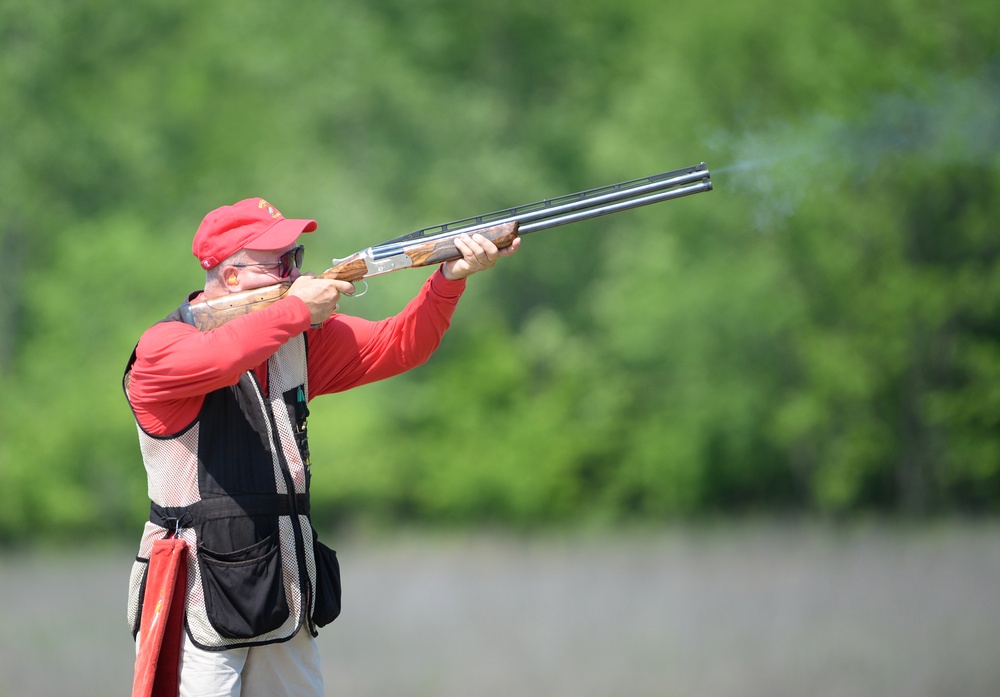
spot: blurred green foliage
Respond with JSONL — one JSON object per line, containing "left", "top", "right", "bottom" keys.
{"left": 1, "top": 0, "right": 998, "bottom": 542}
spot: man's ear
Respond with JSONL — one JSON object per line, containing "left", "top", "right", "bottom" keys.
{"left": 219, "top": 265, "right": 240, "bottom": 290}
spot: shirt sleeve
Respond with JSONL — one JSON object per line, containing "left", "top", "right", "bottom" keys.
{"left": 305, "top": 268, "right": 467, "bottom": 397}
{"left": 127, "top": 295, "right": 314, "bottom": 435}
{"left": 127, "top": 269, "right": 467, "bottom": 435}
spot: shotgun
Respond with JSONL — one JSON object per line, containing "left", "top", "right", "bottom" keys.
{"left": 181, "top": 163, "right": 713, "bottom": 331}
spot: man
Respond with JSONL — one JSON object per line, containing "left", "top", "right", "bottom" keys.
{"left": 123, "top": 197, "right": 519, "bottom": 696}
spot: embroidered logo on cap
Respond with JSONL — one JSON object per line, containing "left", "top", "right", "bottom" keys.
{"left": 258, "top": 199, "right": 281, "bottom": 219}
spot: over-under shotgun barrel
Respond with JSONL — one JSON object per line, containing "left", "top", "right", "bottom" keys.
{"left": 375, "top": 163, "right": 712, "bottom": 253}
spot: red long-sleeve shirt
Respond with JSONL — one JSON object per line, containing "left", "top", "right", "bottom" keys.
{"left": 127, "top": 270, "right": 466, "bottom": 436}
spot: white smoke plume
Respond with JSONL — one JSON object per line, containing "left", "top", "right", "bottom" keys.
{"left": 709, "top": 67, "right": 1000, "bottom": 229}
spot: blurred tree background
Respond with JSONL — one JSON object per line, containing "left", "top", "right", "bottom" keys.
{"left": 1, "top": 0, "right": 998, "bottom": 543}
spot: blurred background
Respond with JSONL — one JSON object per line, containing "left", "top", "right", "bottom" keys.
{"left": 1, "top": 0, "right": 999, "bottom": 695}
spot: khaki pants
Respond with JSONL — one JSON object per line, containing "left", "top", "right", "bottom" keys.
{"left": 138, "top": 628, "right": 324, "bottom": 697}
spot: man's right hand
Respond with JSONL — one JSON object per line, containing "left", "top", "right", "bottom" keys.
{"left": 288, "top": 275, "right": 355, "bottom": 325}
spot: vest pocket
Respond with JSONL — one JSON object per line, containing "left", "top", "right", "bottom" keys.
{"left": 311, "top": 532, "right": 342, "bottom": 627}
{"left": 198, "top": 531, "right": 290, "bottom": 639}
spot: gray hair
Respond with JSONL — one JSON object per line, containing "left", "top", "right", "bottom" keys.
{"left": 204, "top": 249, "right": 255, "bottom": 291}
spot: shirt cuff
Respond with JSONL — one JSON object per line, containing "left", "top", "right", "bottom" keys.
{"left": 430, "top": 266, "right": 467, "bottom": 298}
{"left": 274, "top": 295, "right": 314, "bottom": 332}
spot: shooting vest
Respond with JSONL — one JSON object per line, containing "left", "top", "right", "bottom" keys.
{"left": 123, "top": 311, "right": 341, "bottom": 651}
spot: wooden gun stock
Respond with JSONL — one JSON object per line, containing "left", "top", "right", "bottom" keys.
{"left": 179, "top": 221, "right": 519, "bottom": 331}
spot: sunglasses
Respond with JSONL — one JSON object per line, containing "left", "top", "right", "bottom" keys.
{"left": 232, "top": 245, "right": 304, "bottom": 279}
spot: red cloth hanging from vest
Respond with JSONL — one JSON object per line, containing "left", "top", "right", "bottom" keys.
{"left": 132, "top": 537, "right": 188, "bottom": 697}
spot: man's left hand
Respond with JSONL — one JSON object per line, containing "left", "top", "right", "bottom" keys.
{"left": 441, "top": 233, "right": 521, "bottom": 281}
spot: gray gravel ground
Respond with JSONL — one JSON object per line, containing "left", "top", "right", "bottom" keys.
{"left": 1, "top": 522, "right": 998, "bottom": 697}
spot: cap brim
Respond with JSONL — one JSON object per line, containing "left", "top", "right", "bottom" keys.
{"left": 243, "top": 218, "right": 317, "bottom": 251}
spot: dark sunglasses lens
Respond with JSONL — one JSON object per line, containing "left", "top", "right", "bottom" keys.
{"left": 279, "top": 246, "right": 304, "bottom": 277}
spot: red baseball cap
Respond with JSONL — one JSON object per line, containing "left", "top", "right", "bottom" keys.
{"left": 192, "top": 197, "right": 318, "bottom": 270}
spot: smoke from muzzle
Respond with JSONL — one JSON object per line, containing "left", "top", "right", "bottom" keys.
{"left": 708, "top": 66, "right": 1000, "bottom": 229}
